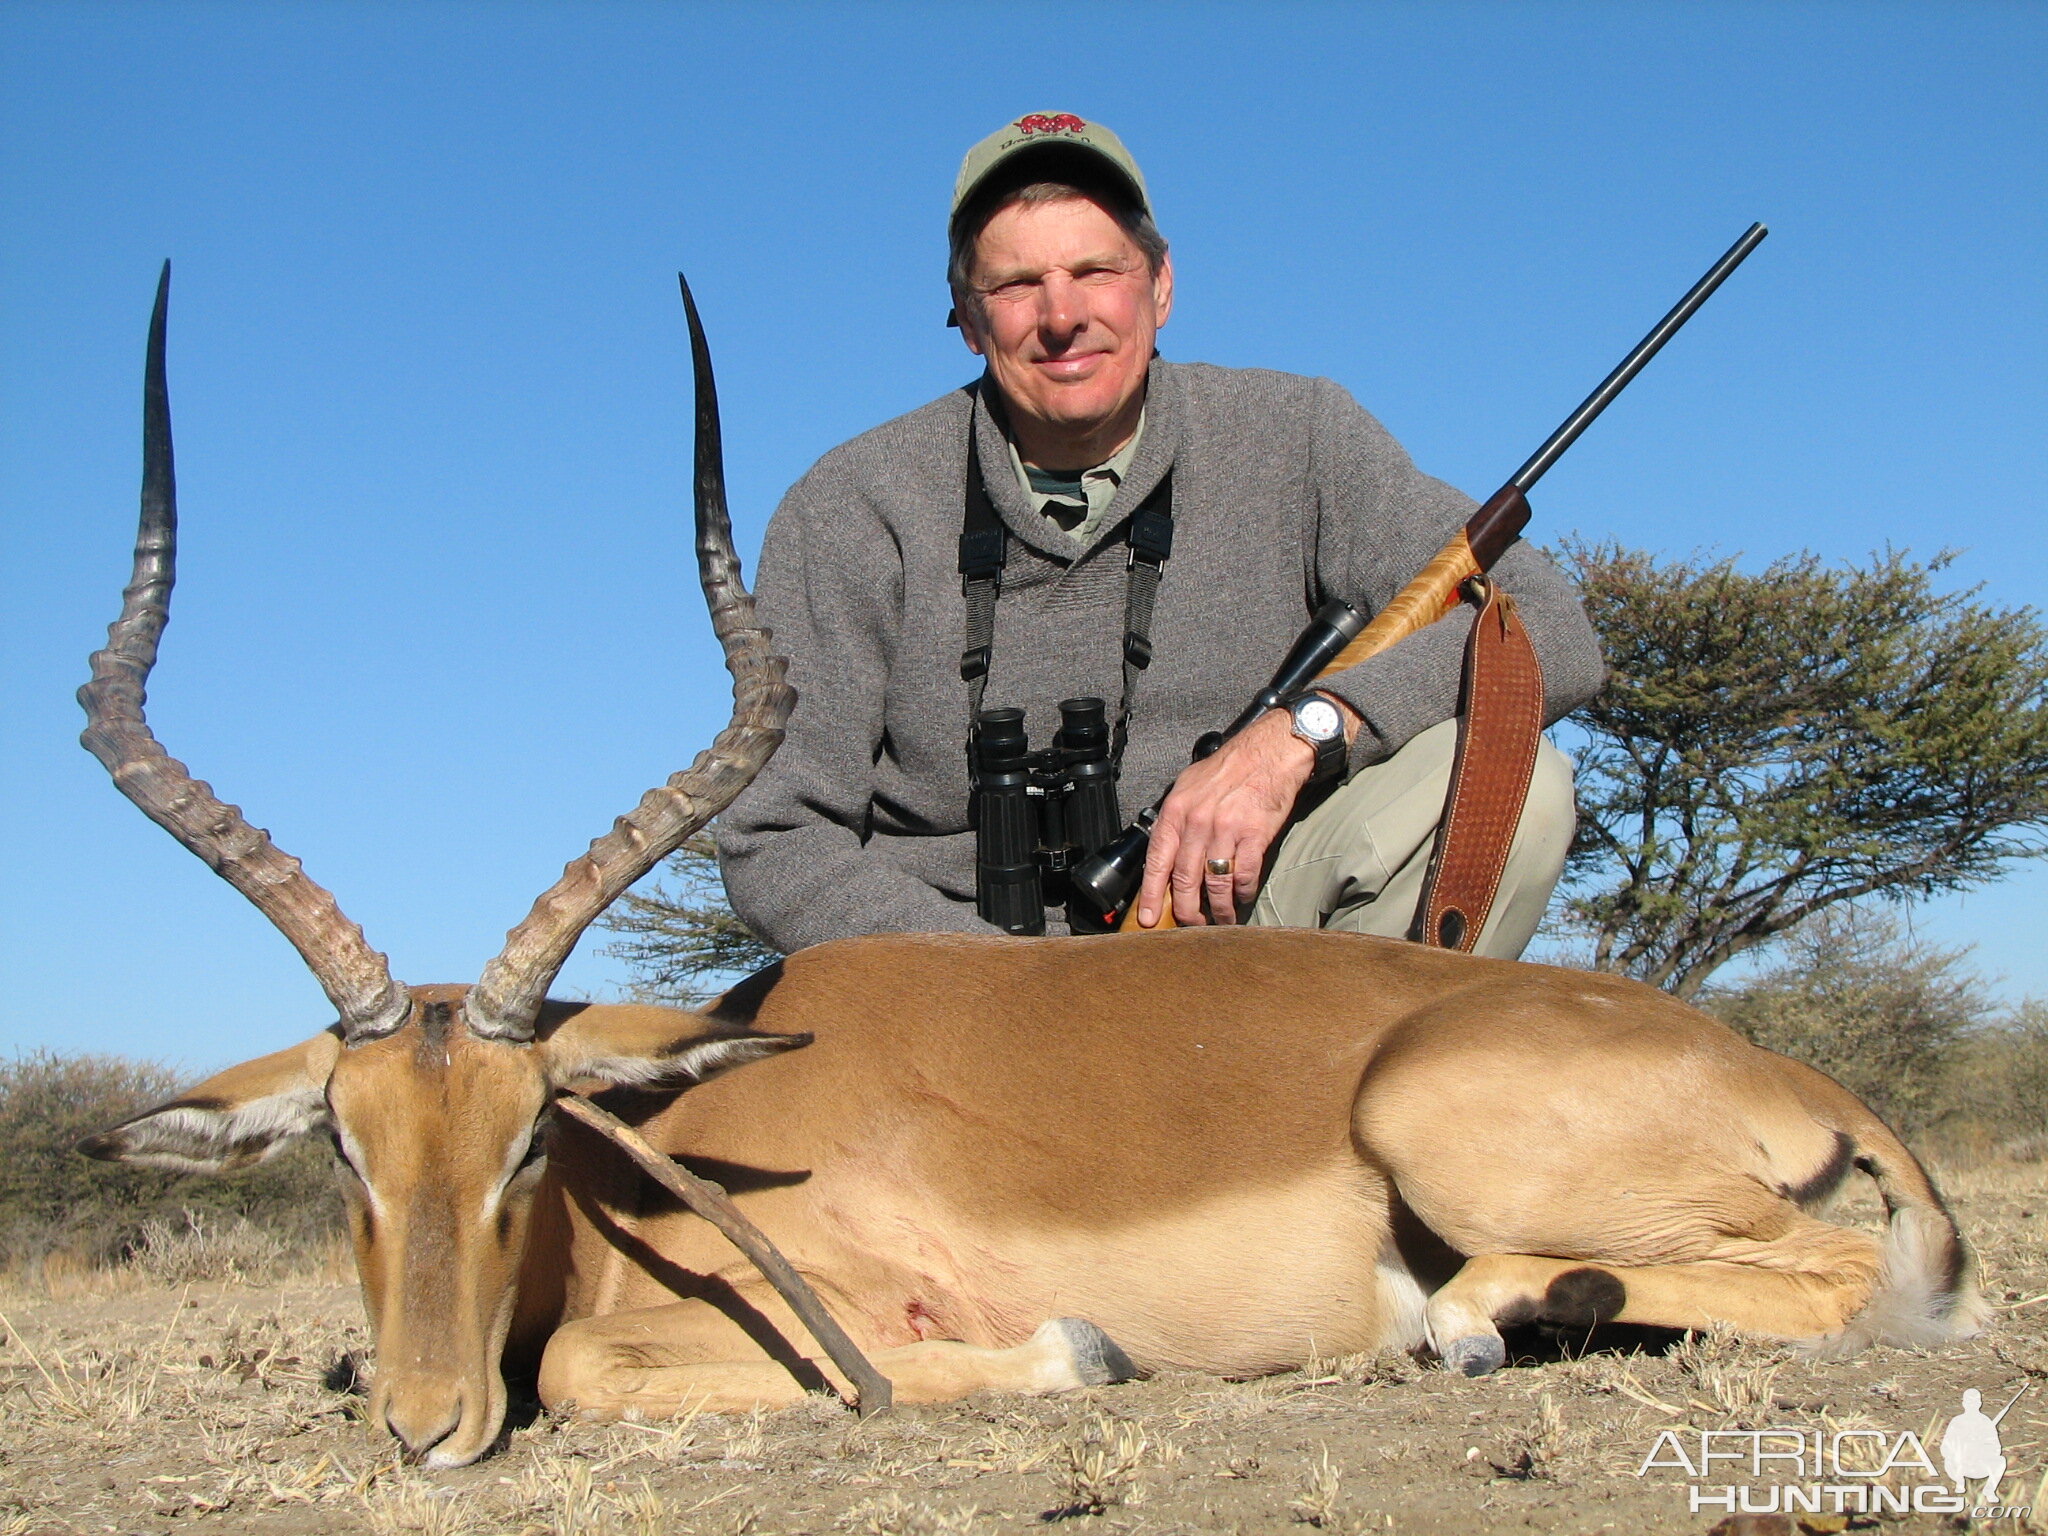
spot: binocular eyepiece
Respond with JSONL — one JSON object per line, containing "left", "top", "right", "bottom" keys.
{"left": 972, "top": 697, "right": 1123, "bottom": 935}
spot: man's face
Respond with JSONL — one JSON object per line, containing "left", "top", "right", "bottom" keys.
{"left": 959, "top": 194, "right": 1173, "bottom": 462}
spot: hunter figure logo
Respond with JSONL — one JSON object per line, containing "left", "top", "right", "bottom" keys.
{"left": 1016, "top": 112, "right": 1088, "bottom": 137}
{"left": 1940, "top": 1388, "right": 2021, "bottom": 1504}
{"left": 1634, "top": 1385, "right": 2031, "bottom": 1520}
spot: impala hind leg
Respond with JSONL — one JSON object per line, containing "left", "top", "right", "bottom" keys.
{"left": 540, "top": 1303, "right": 1134, "bottom": 1419}
{"left": 1427, "top": 1224, "right": 1885, "bottom": 1375}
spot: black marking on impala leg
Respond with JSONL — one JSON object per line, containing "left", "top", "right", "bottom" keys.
{"left": 1541, "top": 1267, "right": 1627, "bottom": 1329}
{"left": 1782, "top": 1131, "right": 1855, "bottom": 1208}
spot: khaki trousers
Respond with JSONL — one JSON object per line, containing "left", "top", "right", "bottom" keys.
{"left": 1248, "top": 718, "right": 1576, "bottom": 960}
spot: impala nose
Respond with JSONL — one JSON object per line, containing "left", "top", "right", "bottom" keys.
{"left": 381, "top": 1379, "right": 463, "bottom": 1461}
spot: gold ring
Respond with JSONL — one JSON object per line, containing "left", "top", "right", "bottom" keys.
{"left": 1205, "top": 857, "right": 1234, "bottom": 877}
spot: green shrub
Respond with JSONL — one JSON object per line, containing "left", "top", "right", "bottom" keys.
{"left": 0, "top": 1050, "right": 340, "bottom": 1269}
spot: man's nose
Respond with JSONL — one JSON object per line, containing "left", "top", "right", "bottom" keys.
{"left": 1035, "top": 275, "right": 1086, "bottom": 343}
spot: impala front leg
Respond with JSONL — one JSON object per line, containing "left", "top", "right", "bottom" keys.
{"left": 540, "top": 1302, "right": 1135, "bottom": 1418}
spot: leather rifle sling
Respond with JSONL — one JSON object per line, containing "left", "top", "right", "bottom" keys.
{"left": 1410, "top": 575, "right": 1546, "bottom": 952}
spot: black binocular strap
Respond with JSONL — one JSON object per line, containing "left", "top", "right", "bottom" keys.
{"left": 958, "top": 428, "right": 1173, "bottom": 764}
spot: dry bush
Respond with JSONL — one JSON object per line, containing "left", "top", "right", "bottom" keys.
{"left": 602, "top": 833, "right": 781, "bottom": 1005}
{"left": 1700, "top": 907, "right": 2048, "bottom": 1161}
{"left": 361, "top": 1481, "right": 478, "bottom": 1536}
{"left": 1933, "top": 999, "right": 2048, "bottom": 1161}
{"left": 1492, "top": 1392, "right": 1576, "bottom": 1481}
{"left": 129, "top": 1209, "right": 287, "bottom": 1284}
{"left": 0, "top": 1295, "right": 186, "bottom": 1429}
{"left": 1296, "top": 1346, "right": 1418, "bottom": 1388}
{"left": 508, "top": 1460, "right": 607, "bottom": 1533}
{"left": 722, "top": 1403, "right": 768, "bottom": 1461}
{"left": 1705, "top": 908, "right": 1987, "bottom": 1136}
{"left": 0, "top": 1050, "right": 341, "bottom": 1272}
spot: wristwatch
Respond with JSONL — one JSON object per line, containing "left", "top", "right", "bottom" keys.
{"left": 1288, "top": 691, "right": 1348, "bottom": 787}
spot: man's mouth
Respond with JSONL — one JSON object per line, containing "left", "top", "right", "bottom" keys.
{"left": 1033, "top": 351, "right": 1110, "bottom": 379}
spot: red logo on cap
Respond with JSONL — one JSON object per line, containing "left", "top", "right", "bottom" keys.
{"left": 1015, "top": 113, "right": 1087, "bottom": 137}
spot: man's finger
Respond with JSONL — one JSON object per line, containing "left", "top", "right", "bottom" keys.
{"left": 1171, "top": 862, "right": 1211, "bottom": 925}
{"left": 1136, "top": 807, "right": 1183, "bottom": 927}
{"left": 1225, "top": 834, "right": 1271, "bottom": 917}
{"left": 1171, "top": 816, "right": 1221, "bottom": 927}
{"left": 1204, "top": 860, "right": 1240, "bottom": 925}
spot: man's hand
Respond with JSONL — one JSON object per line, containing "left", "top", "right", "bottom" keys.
{"left": 1133, "top": 700, "right": 1357, "bottom": 927}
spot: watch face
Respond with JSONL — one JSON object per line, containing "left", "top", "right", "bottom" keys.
{"left": 1295, "top": 697, "right": 1343, "bottom": 742}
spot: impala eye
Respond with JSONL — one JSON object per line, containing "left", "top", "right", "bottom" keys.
{"left": 327, "top": 1131, "right": 365, "bottom": 1182}
{"left": 515, "top": 1115, "right": 552, "bottom": 1171}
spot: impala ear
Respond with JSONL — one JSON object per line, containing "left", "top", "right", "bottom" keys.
{"left": 539, "top": 1003, "right": 810, "bottom": 1091}
{"left": 77, "top": 1031, "right": 343, "bottom": 1173}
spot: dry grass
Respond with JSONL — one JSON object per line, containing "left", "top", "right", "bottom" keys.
{"left": 1049, "top": 1410, "right": 1149, "bottom": 1514}
{"left": 1287, "top": 1443, "right": 1345, "bottom": 1526}
{"left": 835, "top": 1492, "right": 983, "bottom": 1534}
{"left": 1669, "top": 1322, "right": 1788, "bottom": 1417}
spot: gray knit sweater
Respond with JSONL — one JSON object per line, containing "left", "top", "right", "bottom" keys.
{"left": 716, "top": 361, "right": 1605, "bottom": 951}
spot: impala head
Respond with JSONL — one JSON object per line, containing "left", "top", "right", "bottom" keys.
{"left": 75, "top": 265, "right": 796, "bottom": 1468}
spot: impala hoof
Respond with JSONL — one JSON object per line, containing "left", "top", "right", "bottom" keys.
{"left": 1439, "top": 1334, "right": 1505, "bottom": 1377}
{"left": 1039, "top": 1317, "right": 1138, "bottom": 1386}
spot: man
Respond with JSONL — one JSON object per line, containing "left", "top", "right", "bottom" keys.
{"left": 718, "top": 112, "right": 1603, "bottom": 954}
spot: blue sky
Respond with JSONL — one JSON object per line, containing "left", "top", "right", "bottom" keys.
{"left": 3, "top": 1, "right": 2043, "bottom": 1072}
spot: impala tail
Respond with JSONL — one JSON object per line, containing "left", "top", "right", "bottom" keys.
{"left": 1790, "top": 1067, "right": 1990, "bottom": 1356}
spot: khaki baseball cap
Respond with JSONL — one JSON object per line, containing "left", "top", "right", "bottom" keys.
{"left": 951, "top": 111, "right": 1150, "bottom": 227}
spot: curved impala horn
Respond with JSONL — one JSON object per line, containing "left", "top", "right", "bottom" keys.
{"left": 463, "top": 274, "right": 795, "bottom": 1042}
{"left": 79, "top": 263, "right": 409, "bottom": 1041}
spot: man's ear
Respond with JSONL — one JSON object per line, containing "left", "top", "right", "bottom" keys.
{"left": 955, "top": 295, "right": 988, "bottom": 357}
{"left": 77, "top": 1031, "right": 343, "bottom": 1173}
{"left": 540, "top": 1003, "right": 810, "bottom": 1092}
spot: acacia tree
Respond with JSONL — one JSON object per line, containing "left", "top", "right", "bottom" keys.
{"left": 600, "top": 833, "right": 779, "bottom": 1004}
{"left": 1558, "top": 541, "right": 2048, "bottom": 998}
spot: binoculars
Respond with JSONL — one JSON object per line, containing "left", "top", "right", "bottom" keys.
{"left": 971, "top": 697, "right": 1123, "bottom": 935}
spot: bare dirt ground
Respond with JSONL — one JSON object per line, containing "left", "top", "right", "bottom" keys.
{"left": 2, "top": 1165, "right": 2044, "bottom": 1536}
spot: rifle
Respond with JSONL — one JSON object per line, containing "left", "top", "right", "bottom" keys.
{"left": 1070, "top": 222, "right": 1770, "bottom": 932}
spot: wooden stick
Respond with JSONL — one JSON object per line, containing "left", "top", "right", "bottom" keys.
{"left": 555, "top": 1091, "right": 893, "bottom": 1416}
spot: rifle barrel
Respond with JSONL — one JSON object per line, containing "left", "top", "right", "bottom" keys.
{"left": 1509, "top": 222, "right": 1767, "bottom": 493}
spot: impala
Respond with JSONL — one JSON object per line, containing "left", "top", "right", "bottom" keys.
{"left": 82, "top": 268, "right": 1986, "bottom": 1469}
